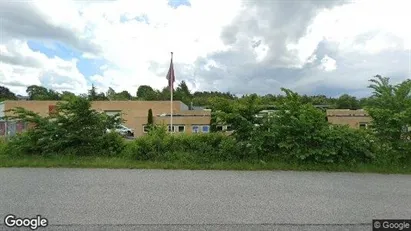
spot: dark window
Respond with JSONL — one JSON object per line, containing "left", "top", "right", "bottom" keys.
{"left": 192, "top": 126, "right": 199, "bottom": 133}
{"left": 177, "top": 125, "right": 185, "bottom": 132}
{"left": 359, "top": 122, "right": 368, "bottom": 129}
{"left": 168, "top": 125, "right": 175, "bottom": 132}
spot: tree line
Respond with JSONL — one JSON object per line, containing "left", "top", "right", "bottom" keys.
{"left": 1, "top": 81, "right": 376, "bottom": 110}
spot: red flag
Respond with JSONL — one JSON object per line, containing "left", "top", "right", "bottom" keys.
{"left": 166, "top": 52, "right": 175, "bottom": 89}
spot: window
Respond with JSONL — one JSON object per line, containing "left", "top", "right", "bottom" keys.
{"left": 143, "top": 125, "right": 150, "bottom": 133}
{"left": 359, "top": 122, "right": 368, "bottom": 129}
{"left": 168, "top": 125, "right": 175, "bottom": 132}
{"left": 177, "top": 125, "right": 185, "bottom": 132}
{"left": 202, "top": 125, "right": 210, "bottom": 133}
{"left": 216, "top": 125, "right": 224, "bottom": 131}
{"left": 167, "top": 125, "right": 185, "bottom": 132}
{"left": 192, "top": 125, "right": 199, "bottom": 133}
{"left": 226, "top": 125, "right": 233, "bottom": 131}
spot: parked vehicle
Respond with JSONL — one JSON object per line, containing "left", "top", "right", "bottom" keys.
{"left": 106, "top": 124, "right": 134, "bottom": 137}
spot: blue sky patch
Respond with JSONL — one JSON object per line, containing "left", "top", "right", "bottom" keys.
{"left": 168, "top": 0, "right": 191, "bottom": 8}
{"left": 77, "top": 58, "right": 105, "bottom": 79}
{"left": 28, "top": 40, "right": 81, "bottom": 60}
{"left": 120, "top": 14, "right": 150, "bottom": 24}
{"left": 28, "top": 39, "right": 105, "bottom": 82}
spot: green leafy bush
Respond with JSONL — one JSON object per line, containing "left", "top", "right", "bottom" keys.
{"left": 0, "top": 138, "right": 8, "bottom": 156}
{"left": 4, "top": 96, "right": 124, "bottom": 156}
{"left": 99, "top": 132, "right": 126, "bottom": 156}
{"left": 217, "top": 88, "right": 377, "bottom": 164}
{"left": 122, "top": 129, "right": 241, "bottom": 163}
{"left": 366, "top": 75, "right": 411, "bottom": 161}
{"left": 316, "top": 126, "right": 375, "bottom": 164}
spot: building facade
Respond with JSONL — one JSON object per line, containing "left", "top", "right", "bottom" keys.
{"left": 326, "top": 109, "right": 372, "bottom": 129}
{"left": 0, "top": 100, "right": 212, "bottom": 137}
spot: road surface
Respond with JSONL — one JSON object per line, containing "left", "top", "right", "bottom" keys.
{"left": 0, "top": 168, "right": 410, "bottom": 230}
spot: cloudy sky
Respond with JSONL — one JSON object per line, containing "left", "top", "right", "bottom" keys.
{"left": 0, "top": 0, "right": 410, "bottom": 97}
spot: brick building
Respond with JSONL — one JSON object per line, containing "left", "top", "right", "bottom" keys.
{"left": 326, "top": 109, "right": 372, "bottom": 129}
{"left": 0, "top": 100, "right": 211, "bottom": 137}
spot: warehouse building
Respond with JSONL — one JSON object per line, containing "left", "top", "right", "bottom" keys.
{"left": 326, "top": 109, "right": 371, "bottom": 129}
{"left": 0, "top": 100, "right": 211, "bottom": 137}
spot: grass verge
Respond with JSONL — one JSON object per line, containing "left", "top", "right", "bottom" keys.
{"left": 0, "top": 155, "right": 410, "bottom": 174}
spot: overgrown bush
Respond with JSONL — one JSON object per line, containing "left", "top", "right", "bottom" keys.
{"left": 316, "top": 126, "right": 375, "bottom": 164}
{"left": 213, "top": 88, "right": 376, "bottom": 164}
{"left": 366, "top": 75, "right": 411, "bottom": 161}
{"left": 4, "top": 96, "right": 124, "bottom": 156}
{"left": 122, "top": 126, "right": 241, "bottom": 163}
{"left": 99, "top": 132, "right": 126, "bottom": 156}
{"left": 266, "top": 89, "right": 375, "bottom": 164}
{"left": 0, "top": 138, "right": 8, "bottom": 156}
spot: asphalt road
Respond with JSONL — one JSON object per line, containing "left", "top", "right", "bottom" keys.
{"left": 0, "top": 168, "right": 410, "bottom": 231}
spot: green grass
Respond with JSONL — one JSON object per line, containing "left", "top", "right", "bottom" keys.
{"left": 0, "top": 154, "right": 410, "bottom": 174}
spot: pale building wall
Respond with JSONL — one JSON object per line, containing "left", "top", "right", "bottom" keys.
{"left": 326, "top": 109, "right": 372, "bottom": 129}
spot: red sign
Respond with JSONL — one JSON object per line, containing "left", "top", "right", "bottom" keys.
{"left": 49, "top": 105, "right": 57, "bottom": 115}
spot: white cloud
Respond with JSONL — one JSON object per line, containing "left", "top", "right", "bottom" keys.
{"left": 287, "top": 0, "right": 411, "bottom": 68}
{"left": 319, "top": 55, "right": 337, "bottom": 72}
{"left": 1, "top": 0, "right": 411, "bottom": 97}
{"left": 56, "top": 0, "right": 243, "bottom": 94}
{"left": 0, "top": 41, "right": 88, "bottom": 95}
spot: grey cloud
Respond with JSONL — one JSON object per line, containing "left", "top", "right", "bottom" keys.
{"left": 190, "top": 51, "right": 305, "bottom": 95}
{"left": 180, "top": 0, "right": 411, "bottom": 97}
{"left": 291, "top": 48, "right": 411, "bottom": 97}
{"left": 0, "top": 53, "right": 43, "bottom": 68}
{"left": 190, "top": 39, "right": 409, "bottom": 97}
{"left": 195, "top": 1, "right": 352, "bottom": 95}
{"left": 0, "top": 80, "right": 28, "bottom": 88}
{"left": 0, "top": 1, "right": 101, "bottom": 55}
{"left": 220, "top": 0, "right": 349, "bottom": 68}
{"left": 252, "top": 40, "right": 262, "bottom": 48}
{"left": 0, "top": 41, "right": 45, "bottom": 68}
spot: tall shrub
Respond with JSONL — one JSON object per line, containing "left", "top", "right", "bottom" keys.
{"left": 5, "top": 96, "right": 123, "bottom": 155}
{"left": 147, "top": 109, "right": 153, "bottom": 126}
{"left": 122, "top": 132, "right": 241, "bottom": 163}
{"left": 366, "top": 75, "right": 411, "bottom": 161}
{"left": 263, "top": 88, "right": 375, "bottom": 164}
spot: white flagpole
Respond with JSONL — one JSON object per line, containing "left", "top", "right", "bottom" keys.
{"left": 170, "top": 52, "right": 173, "bottom": 133}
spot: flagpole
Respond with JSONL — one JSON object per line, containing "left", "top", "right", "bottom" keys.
{"left": 170, "top": 52, "right": 173, "bottom": 133}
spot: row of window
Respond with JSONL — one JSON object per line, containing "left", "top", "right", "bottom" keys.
{"left": 142, "top": 125, "right": 210, "bottom": 133}
{"left": 157, "top": 114, "right": 211, "bottom": 117}
{"left": 215, "top": 125, "right": 233, "bottom": 132}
